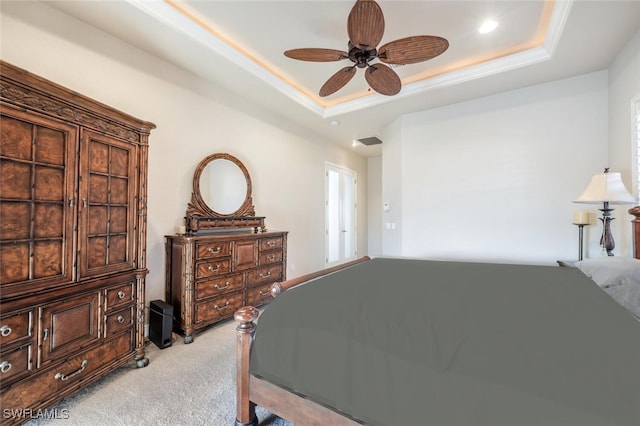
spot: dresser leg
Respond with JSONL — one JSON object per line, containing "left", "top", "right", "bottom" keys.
{"left": 184, "top": 334, "right": 194, "bottom": 344}
{"left": 135, "top": 357, "right": 149, "bottom": 368}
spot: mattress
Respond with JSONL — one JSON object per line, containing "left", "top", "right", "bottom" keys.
{"left": 250, "top": 258, "right": 640, "bottom": 426}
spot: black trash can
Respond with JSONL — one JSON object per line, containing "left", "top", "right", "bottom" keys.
{"left": 149, "top": 300, "right": 173, "bottom": 349}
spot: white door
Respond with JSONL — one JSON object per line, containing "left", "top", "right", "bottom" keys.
{"left": 325, "top": 162, "right": 357, "bottom": 266}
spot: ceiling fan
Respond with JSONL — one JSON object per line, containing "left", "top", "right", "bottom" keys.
{"left": 284, "top": 0, "right": 449, "bottom": 97}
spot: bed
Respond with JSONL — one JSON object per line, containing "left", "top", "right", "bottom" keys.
{"left": 234, "top": 211, "right": 640, "bottom": 426}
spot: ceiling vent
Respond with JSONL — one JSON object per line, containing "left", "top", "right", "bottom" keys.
{"left": 357, "top": 137, "right": 383, "bottom": 146}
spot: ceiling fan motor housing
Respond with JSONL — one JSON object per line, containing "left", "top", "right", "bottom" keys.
{"left": 348, "top": 41, "right": 378, "bottom": 68}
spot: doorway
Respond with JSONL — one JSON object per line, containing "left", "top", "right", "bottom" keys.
{"left": 325, "top": 162, "right": 357, "bottom": 266}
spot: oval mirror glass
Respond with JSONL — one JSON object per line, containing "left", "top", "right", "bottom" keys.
{"left": 199, "top": 158, "right": 248, "bottom": 215}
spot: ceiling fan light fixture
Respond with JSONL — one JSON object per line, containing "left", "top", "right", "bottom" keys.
{"left": 479, "top": 20, "right": 499, "bottom": 34}
{"left": 284, "top": 0, "right": 449, "bottom": 97}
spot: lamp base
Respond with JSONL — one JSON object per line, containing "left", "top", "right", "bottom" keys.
{"left": 573, "top": 224, "right": 586, "bottom": 261}
{"left": 598, "top": 203, "right": 615, "bottom": 256}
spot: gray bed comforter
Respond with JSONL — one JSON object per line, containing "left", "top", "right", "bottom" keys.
{"left": 250, "top": 258, "right": 640, "bottom": 425}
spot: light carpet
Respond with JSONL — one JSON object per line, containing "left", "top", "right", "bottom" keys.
{"left": 27, "top": 317, "right": 292, "bottom": 426}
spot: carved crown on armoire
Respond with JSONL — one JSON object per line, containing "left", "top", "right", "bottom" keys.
{"left": 0, "top": 61, "right": 155, "bottom": 424}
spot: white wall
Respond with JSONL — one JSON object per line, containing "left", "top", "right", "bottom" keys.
{"left": 608, "top": 29, "right": 640, "bottom": 255}
{"left": 381, "top": 119, "right": 403, "bottom": 255}
{"left": 1, "top": 2, "right": 368, "bottom": 304}
{"left": 383, "top": 72, "right": 611, "bottom": 264}
{"left": 367, "top": 156, "right": 382, "bottom": 256}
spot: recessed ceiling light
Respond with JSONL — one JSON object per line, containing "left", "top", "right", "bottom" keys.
{"left": 479, "top": 20, "right": 498, "bottom": 34}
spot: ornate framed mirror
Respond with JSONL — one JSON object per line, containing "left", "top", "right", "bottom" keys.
{"left": 186, "top": 153, "right": 265, "bottom": 233}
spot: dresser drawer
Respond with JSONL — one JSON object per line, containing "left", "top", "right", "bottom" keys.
{"left": 105, "top": 282, "right": 134, "bottom": 312}
{"left": 259, "top": 250, "right": 282, "bottom": 266}
{"left": 246, "top": 283, "right": 273, "bottom": 307}
{"left": 0, "top": 344, "right": 32, "bottom": 383}
{"left": 0, "top": 310, "right": 32, "bottom": 347}
{"left": 195, "top": 259, "right": 231, "bottom": 279}
{"left": 196, "top": 273, "right": 243, "bottom": 300}
{"left": 104, "top": 306, "right": 134, "bottom": 338}
{"left": 195, "top": 291, "right": 244, "bottom": 324}
{"left": 0, "top": 330, "right": 133, "bottom": 412}
{"left": 247, "top": 264, "right": 283, "bottom": 287}
{"left": 259, "top": 237, "right": 283, "bottom": 252}
{"left": 196, "top": 241, "right": 231, "bottom": 260}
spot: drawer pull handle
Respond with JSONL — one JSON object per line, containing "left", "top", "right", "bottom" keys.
{"left": 54, "top": 360, "right": 88, "bottom": 381}
{"left": 259, "top": 289, "right": 270, "bottom": 296}
{"left": 117, "top": 315, "right": 125, "bottom": 324}
{"left": 208, "top": 247, "right": 221, "bottom": 254}
{"left": 214, "top": 301, "right": 230, "bottom": 311}
{"left": 208, "top": 265, "right": 221, "bottom": 273}
{"left": 117, "top": 291, "right": 126, "bottom": 299}
{"left": 259, "top": 271, "right": 271, "bottom": 279}
{"left": 267, "top": 255, "right": 276, "bottom": 262}
{"left": 215, "top": 281, "right": 230, "bottom": 290}
{"left": 0, "top": 361, "right": 12, "bottom": 374}
{"left": 267, "top": 241, "right": 276, "bottom": 247}
{"left": 43, "top": 328, "right": 49, "bottom": 341}
{"left": 0, "top": 325, "right": 12, "bottom": 337}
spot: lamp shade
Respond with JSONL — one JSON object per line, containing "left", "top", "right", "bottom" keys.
{"left": 574, "top": 171, "right": 637, "bottom": 204}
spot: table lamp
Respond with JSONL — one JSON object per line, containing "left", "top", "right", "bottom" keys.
{"left": 574, "top": 168, "right": 636, "bottom": 256}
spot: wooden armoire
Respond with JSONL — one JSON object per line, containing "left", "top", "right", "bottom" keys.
{"left": 0, "top": 61, "right": 155, "bottom": 424}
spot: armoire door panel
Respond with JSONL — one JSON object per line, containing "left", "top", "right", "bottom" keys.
{"left": 33, "top": 240, "right": 64, "bottom": 279}
{"left": 110, "top": 177, "right": 128, "bottom": 203}
{"left": 78, "top": 130, "right": 137, "bottom": 279}
{"left": 87, "top": 237, "right": 107, "bottom": 269}
{"left": 0, "top": 160, "right": 32, "bottom": 199}
{"left": 108, "top": 235, "right": 127, "bottom": 264}
{"left": 87, "top": 206, "right": 108, "bottom": 234}
{"left": 40, "top": 292, "right": 100, "bottom": 364}
{"left": 34, "top": 204, "right": 64, "bottom": 238}
{"left": 88, "top": 174, "right": 109, "bottom": 203}
{"left": 0, "top": 244, "right": 29, "bottom": 283}
{"left": 1, "top": 116, "right": 33, "bottom": 160}
{"left": 34, "top": 166, "right": 65, "bottom": 201}
{"left": 0, "top": 105, "right": 77, "bottom": 296}
{"left": 0, "top": 202, "right": 30, "bottom": 240}
{"left": 109, "top": 207, "right": 127, "bottom": 232}
{"left": 34, "top": 126, "right": 66, "bottom": 165}
{"left": 109, "top": 146, "right": 130, "bottom": 176}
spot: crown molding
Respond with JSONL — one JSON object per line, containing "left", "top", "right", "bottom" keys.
{"left": 127, "top": 0, "right": 571, "bottom": 119}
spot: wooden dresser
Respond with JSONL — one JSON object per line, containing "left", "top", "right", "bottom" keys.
{"left": 0, "top": 61, "right": 154, "bottom": 424}
{"left": 165, "top": 231, "right": 287, "bottom": 343}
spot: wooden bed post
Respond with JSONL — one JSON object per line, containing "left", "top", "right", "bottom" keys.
{"left": 629, "top": 206, "right": 640, "bottom": 259}
{"left": 234, "top": 306, "right": 259, "bottom": 426}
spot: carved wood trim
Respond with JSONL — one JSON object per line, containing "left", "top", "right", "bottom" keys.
{"left": 0, "top": 61, "right": 155, "bottom": 143}
{"left": 187, "top": 153, "right": 255, "bottom": 218}
{"left": 186, "top": 153, "right": 266, "bottom": 232}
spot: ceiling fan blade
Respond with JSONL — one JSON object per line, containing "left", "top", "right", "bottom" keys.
{"left": 347, "top": 0, "right": 384, "bottom": 50}
{"left": 319, "top": 66, "right": 357, "bottom": 97}
{"left": 365, "top": 63, "right": 401, "bottom": 96}
{"left": 378, "top": 36, "right": 449, "bottom": 65}
{"left": 284, "top": 48, "right": 348, "bottom": 62}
